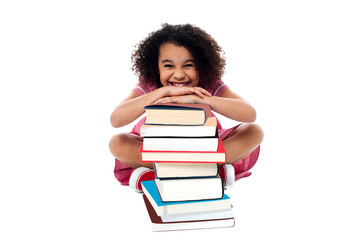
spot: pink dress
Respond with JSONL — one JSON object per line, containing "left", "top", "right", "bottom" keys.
{"left": 114, "top": 80, "right": 260, "bottom": 185}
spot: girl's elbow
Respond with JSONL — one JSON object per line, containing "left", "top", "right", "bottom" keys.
{"left": 110, "top": 118, "right": 118, "bottom": 128}
{"left": 251, "top": 108, "right": 257, "bottom": 122}
{"left": 245, "top": 108, "right": 257, "bottom": 123}
{"left": 110, "top": 114, "right": 121, "bottom": 128}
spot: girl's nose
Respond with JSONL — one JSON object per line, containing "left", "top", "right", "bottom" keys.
{"left": 173, "top": 69, "right": 185, "bottom": 80}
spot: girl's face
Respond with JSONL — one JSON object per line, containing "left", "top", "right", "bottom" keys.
{"left": 158, "top": 43, "right": 199, "bottom": 87}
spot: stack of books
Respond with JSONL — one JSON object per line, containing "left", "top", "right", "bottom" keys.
{"left": 140, "top": 103, "right": 235, "bottom": 231}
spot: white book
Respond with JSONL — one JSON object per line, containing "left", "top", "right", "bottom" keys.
{"left": 143, "top": 194, "right": 235, "bottom": 231}
{"left": 161, "top": 208, "right": 234, "bottom": 222}
{"left": 152, "top": 218, "right": 235, "bottom": 232}
{"left": 155, "top": 177, "right": 224, "bottom": 202}
{"left": 140, "top": 137, "right": 226, "bottom": 163}
{"left": 143, "top": 136, "right": 218, "bottom": 151}
{"left": 141, "top": 180, "right": 231, "bottom": 216}
{"left": 154, "top": 162, "right": 219, "bottom": 179}
{"left": 140, "top": 117, "right": 217, "bottom": 137}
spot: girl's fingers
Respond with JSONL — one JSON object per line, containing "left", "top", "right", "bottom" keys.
{"left": 165, "top": 86, "right": 211, "bottom": 99}
{"left": 191, "top": 89, "right": 204, "bottom": 98}
{"left": 194, "top": 87, "right": 212, "bottom": 96}
{"left": 154, "top": 97, "right": 174, "bottom": 104}
{"left": 154, "top": 98, "right": 167, "bottom": 104}
{"left": 190, "top": 88, "right": 211, "bottom": 98}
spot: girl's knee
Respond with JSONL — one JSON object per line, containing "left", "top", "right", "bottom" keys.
{"left": 249, "top": 123, "right": 264, "bottom": 145}
{"left": 109, "top": 134, "right": 129, "bottom": 157}
{"left": 109, "top": 133, "right": 143, "bottom": 159}
{"left": 237, "top": 123, "right": 264, "bottom": 146}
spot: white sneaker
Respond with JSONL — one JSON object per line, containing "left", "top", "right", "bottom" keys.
{"left": 220, "top": 164, "right": 235, "bottom": 189}
{"left": 128, "top": 167, "right": 155, "bottom": 193}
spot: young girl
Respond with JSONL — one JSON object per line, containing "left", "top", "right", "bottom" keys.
{"left": 109, "top": 24, "right": 263, "bottom": 192}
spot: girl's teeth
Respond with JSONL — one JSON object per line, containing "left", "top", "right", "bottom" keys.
{"left": 171, "top": 82, "right": 189, "bottom": 86}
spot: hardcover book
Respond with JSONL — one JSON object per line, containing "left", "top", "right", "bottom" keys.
{"left": 141, "top": 180, "right": 232, "bottom": 216}
{"left": 143, "top": 194, "right": 235, "bottom": 231}
{"left": 140, "top": 117, "right": 217, "bottom": 137}
{"left": 161, "top": 206, "right": 234, "bottom": 223}
{"left": 154, "top": 177, "right": 224, "bottom": 202}
{"left": 144, "top": 103, "right": 211, "bottom": 126}
{"left": 153, "top": 162, "right": 219, "bottom": 179}
{"left": 142, "top": 133, "right": 219, "bottom": 152}
{"left": 140, "top": 137, "right": 226, "bottom": 163}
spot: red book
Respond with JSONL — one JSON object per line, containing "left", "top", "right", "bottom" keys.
{"left": 140, "top": 137, "right": 226, "bottom": 163}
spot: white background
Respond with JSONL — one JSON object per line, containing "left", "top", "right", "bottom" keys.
{"left": 1, "top": 0, "right": 360, "bottom": 239}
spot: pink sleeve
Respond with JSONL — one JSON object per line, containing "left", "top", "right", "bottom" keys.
{"left": 130, "top": 116, "right": 146, "bottom": 136}
{"left": 211, "top": 80, "right": 229, "bottom": 96}
{"left": 132, "top": 77, "right": 158, "bottom": 96}
{"left": 132, "top": 82, "right": 148, "bottom": 96}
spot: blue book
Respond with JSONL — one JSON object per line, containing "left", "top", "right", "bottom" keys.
{"left": 141, "top": 180, "right": 231, "bottom": 216}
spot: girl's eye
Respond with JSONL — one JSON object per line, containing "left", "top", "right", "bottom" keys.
{"left": 164, "top": 64, "right": 173, "bottom": 68}
{"left": 184, "top": 64, "right": 194, "bottom": 67}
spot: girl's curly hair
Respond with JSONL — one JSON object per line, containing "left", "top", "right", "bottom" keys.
{"left": 131, "top": 23, "right": 226, "bottom": 89}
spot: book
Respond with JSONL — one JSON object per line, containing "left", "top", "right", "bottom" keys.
{"left": 140, "top": 117, "right": 217, "bottom": 137}
{"left": 143, "top": 194, "right": 235, "bottom": 231}
{"left": 161, "top": 206, "right": 234, "bottom": 223}
{"left": 144, "top": 103, "right": 211, "bottom": 126}
{"left": 140, "top": 137, "right": 226, "bottom": 163}
{"left": 142, "top": 134, "right": 219, "bottom": 152}
{"left": 154, "top": 162, "right": 219, "bottom": 179}
{"left": 155, "top": 177, "right": 224, "bottom": 202}
{"left": 141, "top": 180, "right": 232, "bottom": 216}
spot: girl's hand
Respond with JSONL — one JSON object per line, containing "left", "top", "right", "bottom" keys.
{"left": 155, "top": 94, "right": 205, "bottom": 104}
{"left": 165, "top": 86, "right": 211, "bottom": 98}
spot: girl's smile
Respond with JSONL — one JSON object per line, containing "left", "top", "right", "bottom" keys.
{"left": 168, "top": 81, "right": 191, "bottom": 87}
{"left": 158, "top": 43, "right": 199, "bottom": 87}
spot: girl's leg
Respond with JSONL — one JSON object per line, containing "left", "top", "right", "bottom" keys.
{"left": 222, "top": 123, "right": 264, "bottom": 165}
{"left": 109, "top": 133, "right": 153, "bottom": 169}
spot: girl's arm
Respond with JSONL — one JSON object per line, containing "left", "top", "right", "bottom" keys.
{"left": 207, "top": 88, "right": 256, "bottom": 123}
{"left": 110, "top": 89, "right": 162, "bottom": 128}
{"left": 110, "top": 86, "right": 211, "bottom": 128}
{"left": 155, "top": 88, "right": 256, "bottom": 123}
